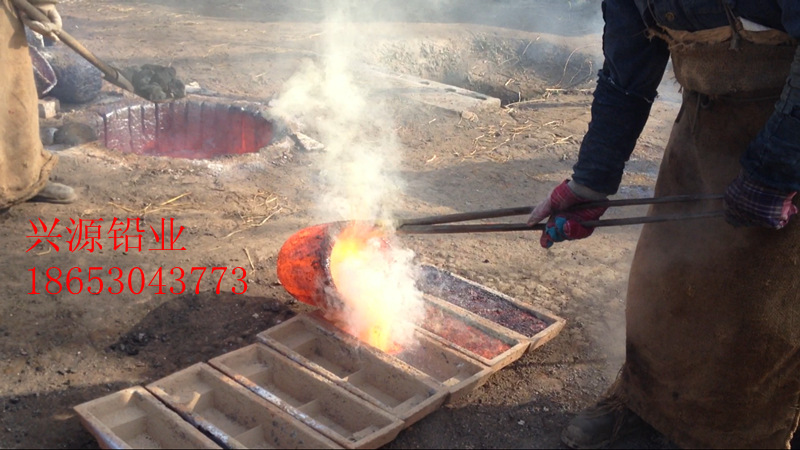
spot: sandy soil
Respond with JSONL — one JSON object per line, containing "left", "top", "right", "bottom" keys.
{"left": 1, "top": 1, "right": 681, "bottom": 448}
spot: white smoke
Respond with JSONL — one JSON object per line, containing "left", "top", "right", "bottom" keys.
{"left": 271, "top": 2, "right": 423, "bottom": 349}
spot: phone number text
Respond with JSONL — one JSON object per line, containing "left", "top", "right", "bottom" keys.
{"left": 28, "top": 267, "right": 248, "bottom": 295}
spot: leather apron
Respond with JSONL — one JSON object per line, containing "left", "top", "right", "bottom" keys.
{"left": 616, "top": 23, "right": 800, "bottom": 448}
{"left": 0, "top": 2, "right": 55, "bottom": 208}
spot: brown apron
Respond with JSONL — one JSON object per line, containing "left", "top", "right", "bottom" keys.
{"left": 616, "top": 25, "right": 800, "bottom": 448}
{"left": 0, "top": 2, "right": 55, "bottom": 208}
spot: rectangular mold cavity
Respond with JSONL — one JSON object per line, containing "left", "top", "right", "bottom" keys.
{"left": 73, "top": 386, "right": 221, "bottom": 449}
{"left": 419, "top": 295, "right": 530, "bottom": 369}
{"left": 257, "top": 314, "right": 447, "bottom": 426}
{"left": 417, "top": 265, "right": 566, "bottom": 351}
{"left": 210, "top": 343, "right": 404, "bottom": 449}
{"left": 146, "top": 363, "right": 341, "bottom": 449}
{"left": 417, "top": 265, "right": 566, "bottom": 350}
{"left": 391, "top": 326, "right": 493, "bottom": 403}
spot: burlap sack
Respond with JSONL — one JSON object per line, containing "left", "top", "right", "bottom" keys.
{"left": 616, "top": 28, "right": 800, "bottom": 448}
{"left": 0, "top": 2, "right": 55, "bottom": 208}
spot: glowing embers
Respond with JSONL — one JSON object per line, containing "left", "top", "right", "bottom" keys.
{"left": 92, "top": 100, "right": 275, "bottom": 159}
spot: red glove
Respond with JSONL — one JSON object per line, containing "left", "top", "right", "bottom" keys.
{"left": 724, "top": 171, "right": 798, "bottom": 229}
{"left": 527, "top": 180, "right": 608, "bottom": 248}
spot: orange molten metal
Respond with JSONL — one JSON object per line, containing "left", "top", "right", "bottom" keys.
{"left": 277, "top": 221, "right": 402, "bottom": 352}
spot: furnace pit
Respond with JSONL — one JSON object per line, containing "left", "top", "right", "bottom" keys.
{"left": 84, "top": 99, "right": 276, "bottom": 159}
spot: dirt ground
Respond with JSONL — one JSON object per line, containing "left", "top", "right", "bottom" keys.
{"left": 1, "top": 1, "right": 682, "bottom": 448}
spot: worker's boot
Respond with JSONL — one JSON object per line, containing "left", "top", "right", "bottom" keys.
{"left": 561, "top": 396, "right": 646, "bottom": 449}
{"left": 29, "top": 182, "right": 76, "bottom": 204}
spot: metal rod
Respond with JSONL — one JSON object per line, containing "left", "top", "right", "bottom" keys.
{"left": 571, "top": 193, "right": 723, "bottom": 210}
{"left": 396, "top": 210, "right": 725, "bottom": 235}
{"left": 398, "top": 193, "right": 723, "bottom": 227}
{"left": 399, "top": 206, "right": 533, "bottom": 226}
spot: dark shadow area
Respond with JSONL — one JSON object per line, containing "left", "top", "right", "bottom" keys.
{"left": 386, "top": 337, "right": 675, "bottom": 449}
{"left": 388, "top": 401, "right": 673, "bottom": 449}
{"left": 0, "top": 291, "right": 297, "bottom": 448}
{"left": 106, "top": 291, "right": 296, "bottom": 376}
{"left": 1, "top": 382, "right": 133, "bottom": 448}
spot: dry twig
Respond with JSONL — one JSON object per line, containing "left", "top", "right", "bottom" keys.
{"left": 107, "top": 192, "right": 191, "bottom": 216}
{"left": 244, "top": 247, "right": 255, "bottom": 270}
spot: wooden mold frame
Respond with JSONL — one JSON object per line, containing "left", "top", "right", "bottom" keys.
{"left": 73, "top": 386, "right": 221, "bottom": 449}
{"left": 145, "top": 363, "right": 342, "bottom": 449}
{"left": 418, "top": 294, "right": 531, "bottom": 370}
{"left": 257, "top": 313, "right": 448, "bottom": 426}
{"left": 305, "top": 310, "right": 493, "bottom": 404}
{"left": 209, "top": 343, "right": 406, "bottom": 449}
{"left": 418, "top": 264, "right": 566, "bottom": 352}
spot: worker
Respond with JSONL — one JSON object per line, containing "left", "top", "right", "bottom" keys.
{"left": 1, "top": 0, "right": 75, "bottom": 209}
{"left": 528, "top": 1, "right": 800, "bottom": 448}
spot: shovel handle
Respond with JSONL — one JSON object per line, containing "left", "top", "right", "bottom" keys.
{"left": 15, "top": 0, "right": 136, "bottom": 92}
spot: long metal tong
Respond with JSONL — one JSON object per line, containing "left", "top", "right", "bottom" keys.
{"left": 396, "top": 193, "right": 725, "bottom": 235}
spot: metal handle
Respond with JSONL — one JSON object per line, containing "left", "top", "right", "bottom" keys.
{"left": 396, "top": 210, "right": 725, "bottom": 235}
{"left": 398, "top": 194, "right": 723, "bottom": 227}
{"left": 395, "top": 194, "right": 725, "bottom": 235}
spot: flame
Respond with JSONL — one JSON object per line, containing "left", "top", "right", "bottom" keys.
{"left": 328, "top": 222, "right": 408, "bottom": 353}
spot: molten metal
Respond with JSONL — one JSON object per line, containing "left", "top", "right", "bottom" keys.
{"left": 277, "top": 221, "right": 407, "bottom": 352}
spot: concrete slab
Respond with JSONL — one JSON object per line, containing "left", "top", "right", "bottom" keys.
{"left": 146, "top": 363, "right": 341, "bottom": 449}
{"left": 210, "top": 343, "right": 405, "bottom": 449}
{"left": 257, "top": 314, "right": 447, "bottom": 427}
{"left": 74, "top": 386, "right": 221, "bottom": 449}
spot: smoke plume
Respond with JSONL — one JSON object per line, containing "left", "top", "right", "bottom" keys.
{"left": 271, "top": 1, "right": 423, "bottom": 350}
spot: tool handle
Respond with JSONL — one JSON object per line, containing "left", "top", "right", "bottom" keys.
{"left": 398, "top": 193, "right": 724, "bottom": 227}
{"left": 396, "top": 210, "right": 725, "bottom": 234}
{"left": 15, "top": 0, "right": 136, "bottom": 92}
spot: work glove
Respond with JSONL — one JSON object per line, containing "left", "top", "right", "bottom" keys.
{"left": 723, "top": 171, "right": 798, "bottom": 229}
{"left": 13, "top": 0, "right": 62, "bottom": 40}
{"left": 527, "top": 180, "right": 608, "bottom": 248}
